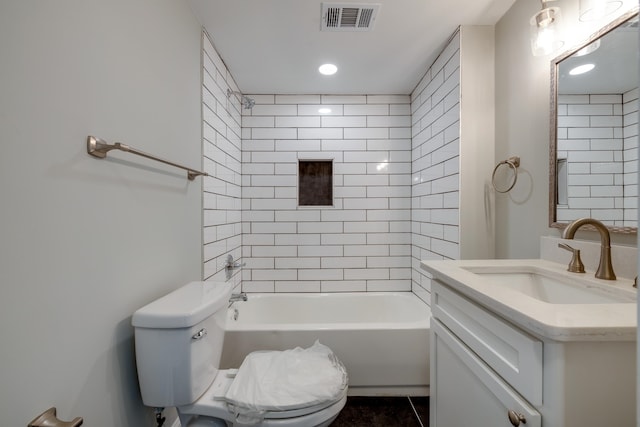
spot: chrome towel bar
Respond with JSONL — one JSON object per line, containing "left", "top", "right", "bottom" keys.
{"left": 87, "top": 136, "right": 208, "bottom": 181}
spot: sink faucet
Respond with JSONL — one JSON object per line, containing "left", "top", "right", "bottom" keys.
{"left": 561, "top": 218, "right": 616, "bottom": 280}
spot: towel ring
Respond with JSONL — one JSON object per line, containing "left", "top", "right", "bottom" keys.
{"left": 492, "top": 156, "right": 520, "bottom": 193}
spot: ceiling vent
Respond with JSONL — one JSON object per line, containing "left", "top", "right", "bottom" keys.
{"left": 321, "top": 3, "right": 380, "bottom": 32}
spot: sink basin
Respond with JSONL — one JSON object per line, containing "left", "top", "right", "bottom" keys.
{"left": 421, "top": 259, "right": 637, "bottom": 341}
{"left": 462, "top": 266, "right": 635, "bottom": 304}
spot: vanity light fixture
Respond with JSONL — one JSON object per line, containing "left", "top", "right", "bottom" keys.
{"left": 530, "top": 0, "right": 565, "bottom": 56}
{"left": 579, "top": 0, "right": 622, "bottom": 22}
{"left": 569, "top": 63, "right": 595, "bottom": 75}
{"left": 318, "top": 63, "right": 338, "bottom": 75}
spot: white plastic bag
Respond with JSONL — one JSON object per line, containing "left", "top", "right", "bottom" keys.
{"left": 224, "top": 341, "right": 348, "bottom": 425}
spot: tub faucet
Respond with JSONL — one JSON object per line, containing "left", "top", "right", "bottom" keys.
{"left": 225, "top": 254, "right": 246, "bottom": 280}
{"left": 561, "top": 218, "right": 616, "bottom": 280}
{"left": 229, "top": 292, "right": 247, "bottom": 303}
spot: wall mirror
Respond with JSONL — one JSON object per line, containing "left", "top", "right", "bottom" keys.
{"left": 550, "top": 10, "right": 638, "bottom": 234}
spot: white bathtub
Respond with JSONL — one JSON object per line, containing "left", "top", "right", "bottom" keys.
{"left": 220, "top": 292, "right": 430, "bottom": 396}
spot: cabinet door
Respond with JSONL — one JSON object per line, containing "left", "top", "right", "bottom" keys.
{"left": 431, "top": 319, "right": 540, "bottom": 427}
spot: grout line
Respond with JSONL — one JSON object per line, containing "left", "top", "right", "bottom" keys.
{"left": 408, "top": 396, "right": 425, "bottom": 427}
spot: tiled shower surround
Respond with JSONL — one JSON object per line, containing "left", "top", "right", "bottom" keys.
{"left": 241, "top": 94, "right": 413, "bottom": 293}
{"left": 202, "top": 33, "right": 243, "bottom": 285}
{"left": 410, "top": 32, "right": 461, "bottom": 302}
{"left": 201, "top": 31, "right": 463, "bottom": 302}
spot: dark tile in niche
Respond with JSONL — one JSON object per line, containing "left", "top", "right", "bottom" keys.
{"left": 331, "top": 396, "right": 426, "bottom": 427}
{"left": 298, "top": 160, "right": 332, "bottom": 206}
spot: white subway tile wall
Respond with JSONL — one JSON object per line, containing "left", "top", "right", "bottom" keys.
{"left": 411, "top": 31, "right": 461, "bottom": 305}
{"left": 557, "top": 89, "right": 638, "bottom": 227}
{"left": 202, "top": 33, "right": 243, "bottom": 285}
{"left": 242, "top": 95, "right": 413, "bottom": 293}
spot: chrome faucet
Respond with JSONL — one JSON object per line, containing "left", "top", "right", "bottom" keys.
{"left": 229, "top": 292, "right": 247, "bottom": 303}
{"left": 561, "top": 218, "right": 616, "bottom": 280}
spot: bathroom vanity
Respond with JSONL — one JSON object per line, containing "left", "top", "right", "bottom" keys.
{"left": 422, "top": 259, "right": 636, "bottom": 427}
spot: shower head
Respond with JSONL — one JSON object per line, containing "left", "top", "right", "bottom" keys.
{"left": 241, "top": 95, "right": 255, "bottom": 110}
{"left": 227, "top": 89, "right": 255, "bottom": 110}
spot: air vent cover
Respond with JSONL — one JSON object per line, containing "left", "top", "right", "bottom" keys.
{"left": 321, "top": 3, "right": 380, "bottom": 32}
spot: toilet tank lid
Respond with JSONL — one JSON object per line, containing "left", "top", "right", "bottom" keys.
{"left": 132, "top": 281, "right": 233, "bottom": 329}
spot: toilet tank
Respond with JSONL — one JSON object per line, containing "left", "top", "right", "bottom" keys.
{"left": 132, "top": 281, "right": 233, "bottom": 407}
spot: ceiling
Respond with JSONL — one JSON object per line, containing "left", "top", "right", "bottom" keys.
{"left": 187, "top": 0, "right": 517, "bottom": 95}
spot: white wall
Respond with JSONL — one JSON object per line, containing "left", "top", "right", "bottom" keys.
{"left": 241, "top": 95, "right": 412, "bottom": 292}
{"left": 494, "top": 0, "right": 638, "bottom": 258}
{"left": 0, "top": 1, "right": 202, "bottom": 426}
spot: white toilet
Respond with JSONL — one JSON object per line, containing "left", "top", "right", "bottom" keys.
{"left": 131, "top": 281, "right": 348, "bottom": 427}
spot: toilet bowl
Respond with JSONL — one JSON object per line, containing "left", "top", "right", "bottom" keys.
{"left": 131, "top": 281, "right": 348, "bottom": 427}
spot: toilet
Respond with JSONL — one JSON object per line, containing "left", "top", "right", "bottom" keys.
{"left": 131, "top": 281, "right": 348, "bottom": 427}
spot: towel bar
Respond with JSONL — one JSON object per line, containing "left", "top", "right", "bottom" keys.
{"left": 87, "top": 135, "right": 208, "bottom": 181}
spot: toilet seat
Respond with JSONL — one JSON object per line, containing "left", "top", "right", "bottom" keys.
{"left": 224, "top": 343, "right": 347, "bottom": 414}
{"left": 180, "top": 369, "right": 347, "bottom": 424}
{"left": 180, "top": 344, "right": 348, "bottom": 426}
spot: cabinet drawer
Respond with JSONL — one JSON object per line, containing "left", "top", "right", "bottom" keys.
{"left": 432, "top": 280, "right": 542, "bottom": 405}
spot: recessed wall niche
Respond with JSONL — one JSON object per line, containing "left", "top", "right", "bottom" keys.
{"left": 298, "top": 160, "right": 333, "bottom": 206}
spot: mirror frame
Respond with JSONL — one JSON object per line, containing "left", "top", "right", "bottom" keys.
{"left": 549, "top": 8, "right": 639, "bottom": 234}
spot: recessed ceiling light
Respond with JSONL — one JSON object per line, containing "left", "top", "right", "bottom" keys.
{"left": 569, "top": 63, "right": 595, "bottom": 75}
{"left": 319, "top": 63, "right": 338, "bottom": 75}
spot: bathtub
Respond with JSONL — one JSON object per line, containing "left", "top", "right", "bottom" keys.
{"left": 220, "top": 292, "right": 430, "bottom": 396}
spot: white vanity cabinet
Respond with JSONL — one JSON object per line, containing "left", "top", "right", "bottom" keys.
{"left": 430, "top": 279, "right": 636, "bottom": 427}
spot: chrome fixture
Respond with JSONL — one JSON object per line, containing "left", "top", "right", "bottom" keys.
{"left": 224, "top": 254, "right": 246, "bottom": 280}
{"left": 225, "top": 254, "right": 246, "bottom": 271}
{"left": 530, "top": 0, "right": 564, "bottom": 56}
{"left": 227, "top": 89, "right": 255, "bottom": 109}
{"left": 229, "top": 292, "right": 247, "bottom": 303}
{"left": 558, "top": 243, "right": 585, "bottom": 273}
{"left": 229, "top": 292, "right": 247, "bottom": 308}
{"left": 192, "top": 328, "right": 207, "bottom": 341}
{"left": 87, "top": 136, "right": 208, "bottom": 181}
{"left": 561, "top": 218, "right": 616, "bottom": 280}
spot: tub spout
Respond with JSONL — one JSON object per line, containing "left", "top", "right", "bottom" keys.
{"left": 229, "top": 292, "right": 247, "bottom": 303}
{"left": 561, "top": 218, "right": 616, "bottom": 280}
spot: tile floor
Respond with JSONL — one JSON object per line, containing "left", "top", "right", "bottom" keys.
{"left": 331, "top": 396, "right": 429, "bottom": 426}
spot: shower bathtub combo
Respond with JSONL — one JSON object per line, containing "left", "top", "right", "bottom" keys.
{"left": 221, "top": 291, "right": 431, "bottom": 396}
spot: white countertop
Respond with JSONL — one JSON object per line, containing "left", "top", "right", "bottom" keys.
{"left": 421, "top": 259, "right": 637, "bottom": 342}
